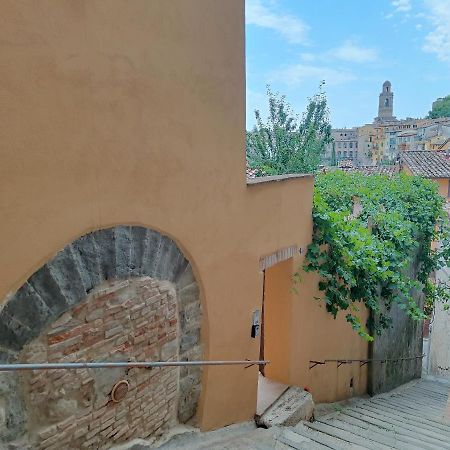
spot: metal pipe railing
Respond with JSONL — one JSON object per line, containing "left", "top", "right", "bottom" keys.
{"left": 309, "top": 355, "right": 424, "bottom": 369}
{"left": 0, "top": 360, "right": 270, "bottom": 371}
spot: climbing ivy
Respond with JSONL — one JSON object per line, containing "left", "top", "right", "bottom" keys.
{"left": 303, "top": 171, "right": 450, "bottom": 340}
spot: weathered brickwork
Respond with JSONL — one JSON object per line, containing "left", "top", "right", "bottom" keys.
{"left": 0, "top": 226, "right": 202, "bottom": 446}
{"left": 20, "top": 278, "right": 178, "bottom": 449}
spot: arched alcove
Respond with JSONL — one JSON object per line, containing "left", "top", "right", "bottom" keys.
{"left": 0, "top": 226, "right": 202, "bottom": 447}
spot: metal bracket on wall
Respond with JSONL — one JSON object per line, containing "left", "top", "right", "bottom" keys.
{"left": 337, "top": 360, "right": 352, "bottom": 368}
{"left": 309, "top": 360, "right": 325, "bottom": 369}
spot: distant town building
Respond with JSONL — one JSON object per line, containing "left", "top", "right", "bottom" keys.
{"left": 375, "top": 81, "right": 396, "bottom": 123}
{"left": 325, "top": 81, "right": 450, "bottom": 166}
{"left": 329, "top": 128, "right": 358, "bottom": 163}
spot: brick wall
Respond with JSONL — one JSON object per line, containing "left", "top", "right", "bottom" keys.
{"left": 18, "top": 278, "right": 181, "bottom": 449}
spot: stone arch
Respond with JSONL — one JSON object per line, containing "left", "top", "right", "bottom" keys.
{"left": 0, "top": 226, "right": 202, "bottom": 446}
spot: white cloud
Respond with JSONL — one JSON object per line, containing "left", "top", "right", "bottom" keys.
{"left": 392, "top": 0, "right": 412, "bottom": 12}
{"left": 331, "top": 41, "right": 379, "bottom": 63}
{"left": 273, "top": 63, "right": 356, "bottom": 86}
{"left": 423, "top": 0, "right": 450, "bottom": 62}
{"left": 245, "top": 0, "right": 309, "bottom": 45}
{"left": 300, "top": 41, "right": 378, "bottom": 65}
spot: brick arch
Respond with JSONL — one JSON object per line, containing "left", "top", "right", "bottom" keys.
{"left": 0, "top": 226, "right": 202, "bottom": 444}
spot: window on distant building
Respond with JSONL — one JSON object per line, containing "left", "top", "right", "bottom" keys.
{"left": 344, "top": 143, "right": 347, "bottom": 148}
{"left": 344, "top": 151, "right": 347, "bottom": 157}
{"left": 338, "top": 142, "right": 342, "bottom": 148}
{"left": 350, "top": 142, "right": 353, "bottom": 149}
{"left": 338, "top": 151, "right": 342, "bottom": 157}
{"left": 349, "top": 151, "right": 353, "bottom": 158}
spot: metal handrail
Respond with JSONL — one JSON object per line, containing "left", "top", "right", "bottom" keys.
{"left": 309, "top": 354, "right": 424, "bottom": 369}
{"left": 0, "top": 359, "right": 270, "bottom": 371}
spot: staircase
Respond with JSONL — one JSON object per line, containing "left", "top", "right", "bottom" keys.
{"left": 277, "top": 378, "right": 450, "bottom": 450}
{"left": 117, "top": 378, "right": 450, "bottom": 449}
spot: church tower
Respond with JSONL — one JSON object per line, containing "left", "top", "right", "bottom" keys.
{"left": 376, "top": 80, "right": 395, "bottom": 122}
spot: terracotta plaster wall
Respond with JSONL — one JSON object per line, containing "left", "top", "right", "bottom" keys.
{"left": 0, "top": 0, "right": 318, "bottom": 431}
{"left": 263, "top": 256, "right": 369, "bottom": 403}
{"left": 436, "top": 178, "right": 449, "bottom": 199}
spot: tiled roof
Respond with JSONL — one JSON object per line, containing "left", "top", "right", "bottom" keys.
{"left": 332, "top": 164, "right": 400, "bottom": 176}
{"left": 246, "top": 166, "right": 259, "bottom": 179}
{"left": 401, "top": 151, "right": 450, "bottom": 178}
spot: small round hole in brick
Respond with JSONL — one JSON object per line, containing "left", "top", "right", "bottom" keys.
{"left": 111, "top": 380, "right": 130, "bottom": 403}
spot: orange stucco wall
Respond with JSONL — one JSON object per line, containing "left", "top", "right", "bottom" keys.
{"left": 0, "top": 0, "right": 368, "bottom": 431}
{"left": 263, "top": 259, "right": 293, "bottom": 384}
{"left": 263, "top": 257, "right": 368, "bottom": 403}
{"left": 437, "top": 178, "right": 450, "bottom": 198}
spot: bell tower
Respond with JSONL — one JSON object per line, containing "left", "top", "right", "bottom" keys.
{"left": 376, "top": 80, "right": 395, "bottom": 122}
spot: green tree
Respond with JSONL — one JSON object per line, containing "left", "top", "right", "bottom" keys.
{"left": 428, "top": 95, "right": 450, "bottom": 119}
{"left": 246, "top": 83, "right": 332, "bottom": 176}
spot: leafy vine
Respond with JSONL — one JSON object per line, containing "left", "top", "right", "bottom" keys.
{"left": 303, "top": 171, "right": 450, "bottom": 340}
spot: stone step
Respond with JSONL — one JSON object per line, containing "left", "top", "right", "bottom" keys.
{"left": 400, "top": 388, "right": 449, "bottom": 403}
{"left": 344, "top": 406, "right": 450, "bottom": 445}
{"left": 292, "top": 423, "right": 368, "bottom": 450}
{"left": 304, "top": 421, "right": 390, "bottom": 450}
{"left": 349, "top": 401, "right": 450, "bottom": 438}
{"left": 369, "top": 397, "right": 445, "bottom": 420}
{"left": 319, "top": 416, "right": 421, "bottom": 450}
{"left": 318, "top": 414, "right": 405, "bottom": 450}
{"left": 278, "top": 429, "right": 330, "bottom": 449}
{"left": 387, "top": 392, "right": 447, "bottom": 411}
{"left": 369, "top": 396, "right": 439, "bottom": 416}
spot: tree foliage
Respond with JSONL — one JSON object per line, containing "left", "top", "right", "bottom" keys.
{"left": 428, "top": 95, "right": 450, "bottom": 119}
{"left": 246, "top": 84, "right": 332, "bottom": 176}
{"left": 303, "top": 171, "right": 450, "bottom": 340}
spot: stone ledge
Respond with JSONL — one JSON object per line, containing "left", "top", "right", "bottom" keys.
{"left": 247, "top": 173, "right": 313, "bottom": 186}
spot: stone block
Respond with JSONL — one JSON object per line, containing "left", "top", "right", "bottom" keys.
{"left": 154, "top": 236, "right": 176, "bottom": 281}
{"left": 48, "top": 246, "right": 87, "bottom": 306}
{"left": 141, "top": 229, "right": 162, "bottom": 278}
{"left": 161, "top": 339, "right": 178, "bottom": 361}
{"left": 115, "top": 226, "right": 132, "bottom": 279}
{"left": 0, "top": 312, "right": 33, "bottom": 351}
{"left": 71, "top": 234, "right": 102, "bottom": 293}
{"left": 94, "top": 228, "right": 116, "bottom": 280}
{"left": 180, "top": 329, "right": 200, "bottom": 354}
{"left": 130, "top": 227, "right": 147, "bottom": 276}
{"left": 257, "top": 387, "right": 314, "bottom": 428}
{"left": 28, "top": 265, "right": 69, "bottom": 316}
{"left": 3, "top": 283, "right": 51, "bottom": 338}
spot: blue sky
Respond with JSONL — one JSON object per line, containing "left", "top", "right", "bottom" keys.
{"left": 246, "top": 0, "right": 450, "bottom": 129}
